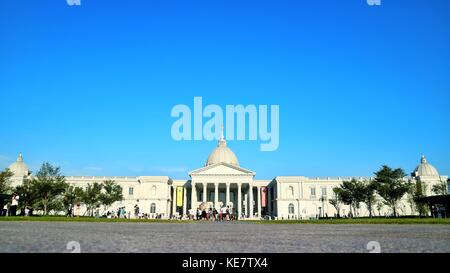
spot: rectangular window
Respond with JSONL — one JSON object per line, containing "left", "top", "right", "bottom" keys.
{"left": 321, "top": 187, "right": 327, "bottom": 197}
{"left": 129, "top": 187, "right": 134, "bottom": 195}
{"left": 310, "top": 187, "right": 316, "bottom": 199}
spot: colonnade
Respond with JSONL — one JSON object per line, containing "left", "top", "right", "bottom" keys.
{"left": 171, "top": 182, "right": 271, "bottom": 219}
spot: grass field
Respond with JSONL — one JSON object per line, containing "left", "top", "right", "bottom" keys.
{"left": 247, "top": 218, "right": 450, "bottom": 225}
{"left": 1, "top": 216, "right": 449, "bottom": 224}
{"left": 0, "top": 216, "right": 176, "bottom": 223}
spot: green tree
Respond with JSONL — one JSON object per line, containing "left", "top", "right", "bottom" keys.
{"left": 14, "top": 179, "right": 37, "bottom": 214}
{"left": 99, "top": 180, "right": 123, "bottom": 212}
{"left": 432, "top": 180, "right": 448, "bottom": 195}
{"left": 373, "top": 165, "right": 411, "bottom": 217}
{"left": 329, "top": 187, "right": 343, "bottom": 217}
{"left": 63, "top": 185, "right": 84, "bottom": 215}
{"left": 375, "top": 200, "right": 384, "bottom": 216}
{"left": 0, "top": 168, "right": 14, "bottom": 194}
{"left": 27, "top": 162, "right": 68, "bottom": 215}
{"left": 337, "top": 179, "right": 363, "bottom": 217}
{"left": 359, "top": 180, "right": 377, "bottom": 217}
{"left": 410, "top": 180, "right": 428, "bottom": 216}
{"left": 82, "top": 182, "right": 103, "bottom": 216}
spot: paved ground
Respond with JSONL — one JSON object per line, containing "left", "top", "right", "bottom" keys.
{"left": 0, "top": 221, "right": 449, "bottom": 253}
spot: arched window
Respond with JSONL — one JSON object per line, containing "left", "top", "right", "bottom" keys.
{"left": 288, "top": 186, "right": 294, "bottom": 197}
{"left": 288, "top": 203, "right": 295, "bottom": 214}
{"left": 151, "top": 186, "right": 157, "bottom": 196}
{"left": 150, "top": 203, "right": 156, "bottom": 213}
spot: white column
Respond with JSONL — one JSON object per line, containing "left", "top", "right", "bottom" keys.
{"left": 226, "top": 183, "right": 230, "bottom": 207}
{"left": 183, "top": 186, "right": 187, "bottom": 216}
{"left": 203, "top": 183, "right": 207, "bottom": 202}
{"left": 191, "top": 182, "right": 196, "bottom": 209}
{"left": 244, "top": 193, "right": 248, "bottom": 216}
{"left": 172, "top": 186, "right": 177, "bottom": 217}
{"left": 214, "top": 183, "right": 219, "bottom": 209}
{"left": 237, "top": 183, "right": 242, "bottom": 219}
{"left": 249, "top": 184, "right": 254, "bottom": 218}
{"left": 257, "top": 186, "right": 261, "bottom": 219}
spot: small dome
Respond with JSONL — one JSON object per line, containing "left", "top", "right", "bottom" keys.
{"left": 8, "top": 153, "right": 30, "bottom": 177}
{"left": 413, "top": 155, "right": 439, "bottom": 177}
{"left": 205, "top": 127, "right": 239, "bottom": 166}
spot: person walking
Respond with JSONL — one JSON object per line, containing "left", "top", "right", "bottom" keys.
{"left": 9, "top": 192, "right": 19, "bottom": 216}
{"left": 208, "top": 208, "right": 213, "bottom": 221}
{"left": 220, "top": 206, "right": 227, "bottom": 221}
{"left": 201, "top": 209, "right": 207, "bottom": 220}
{"left": 2, "top": 203, "right": 8, "bottom": 217}
{"left": 67, "top": 203, "right": 73, "bottom": 217}
{"left": 74, "top": 203, "right": 81, "bottom": 217}
{"left": 213, "top": 208, "right": 217, "bottom": 221}
{"left": 196, "top": 208, "right": 201, "bottom": 220}
{"left": 134, "top": 204, "right": 140, "bottom": 219}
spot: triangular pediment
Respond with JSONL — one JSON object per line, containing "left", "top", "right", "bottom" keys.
{"left": 189, "top": 163, "right": 255, "bottom": 176}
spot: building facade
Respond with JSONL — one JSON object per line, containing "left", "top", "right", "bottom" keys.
{"left": 7, "top": 135, "right": 449, "bottom": 219}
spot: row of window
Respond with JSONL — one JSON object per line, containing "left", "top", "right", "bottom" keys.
{"left": 127, "top": 186, "right": 158, "bottom": 196}
{"left": 286, "top": 186, "right": 328, "bottom": 199}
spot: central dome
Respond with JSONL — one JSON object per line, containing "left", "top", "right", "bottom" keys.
{"left": 205, "top": 129, "right": 239, "bottom": 166}
{"left": 413, "top": 155, "right": 439, "bottom": 177}
{"left": 8, "top": 153, "right": 30, "bottom": 177}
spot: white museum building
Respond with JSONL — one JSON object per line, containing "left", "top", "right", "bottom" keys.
{"left": 7, "top": 134, "right": 449, "bottom": 219}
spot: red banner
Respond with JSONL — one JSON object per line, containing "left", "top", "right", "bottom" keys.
{"left": 261, "top": 187, "right": 268, "bottom": 208}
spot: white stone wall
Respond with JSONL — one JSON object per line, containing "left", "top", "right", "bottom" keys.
{"left": 65, "top": 176, "right": 172, "bottom": 218}
{"left": 415, "top": 175, "right": 449, "bottom": 196}
{"left": 273, "top": 176, "right": 416, "bottom": 219}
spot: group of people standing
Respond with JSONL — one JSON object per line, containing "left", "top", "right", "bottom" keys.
{"left": 185, "top": 206, "right": 236, "bottom": 221}
{"left": 1, "top": 192, "right": 23, "bottom": 217}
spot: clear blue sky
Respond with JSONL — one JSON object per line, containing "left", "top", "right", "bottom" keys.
{"left": 1, "top": 0, "right": 449, "bottom": 179}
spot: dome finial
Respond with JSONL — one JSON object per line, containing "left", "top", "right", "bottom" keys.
{"left": 218, "top": 125, "right": 226, "bottom": 147}
{"left": 17, "top": 152, "right": 23, "bottom": 162}
{"left": 421, "top": 154, "right": 427, "bottom": 164}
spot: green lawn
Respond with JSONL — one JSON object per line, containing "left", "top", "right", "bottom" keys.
{"left": 246, "top": 218, "right": 450, "bottom": 225}
{"left": 0, "top": 216, "right": 181, "bottom": 223}
{"left": 0, "top": 216, "right": 449, "bottom": 224}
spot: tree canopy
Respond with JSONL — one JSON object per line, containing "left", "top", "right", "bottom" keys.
{"left": 0, "top": 168, "right": 14, "bottom": 194}
{"left": 431, "top": 180, "right": 449, "bottom": 195}
{"left": 373, "top": 165, "right": 411, "bottom": 217}
{"left": 18, "top": 162, "right": 68, "bottom": 215}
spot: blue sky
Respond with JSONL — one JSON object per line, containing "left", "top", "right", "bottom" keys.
{"left": 0, "top": 0, "right": 449, "bottom": 179}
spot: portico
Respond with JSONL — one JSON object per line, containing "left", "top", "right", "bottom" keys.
{"left": 189, "top": 167, "right": 256, "bottom": 219}
{"left": 185, "top": 180, "right": 260, "bottom": 218}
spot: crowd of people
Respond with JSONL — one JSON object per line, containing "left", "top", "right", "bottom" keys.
{"left": 67, "top": 204, "right": 166, "bottom": 219}
{"left": 0, "top": 192, "right": 28, "bottom": 217}
{"left": 180, "top": 205, "right": 237, "bottom": 221}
